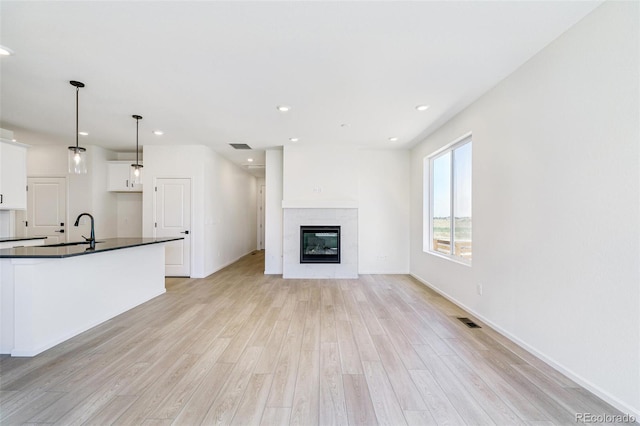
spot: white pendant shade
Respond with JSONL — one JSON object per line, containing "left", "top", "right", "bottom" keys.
{"left": 68, "top": 146, "right": 87, "bottom": 174}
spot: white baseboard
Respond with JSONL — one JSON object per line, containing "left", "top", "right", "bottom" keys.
{"left": 410, "top": 272, "right": 640, "bottom": 422}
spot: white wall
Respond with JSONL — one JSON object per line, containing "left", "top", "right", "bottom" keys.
{"left": 265, "top": 149, "right": 283, "bottom": 274}
{"left": 143, "top": 145, "right": 257, "bottom": 278}
{"left": 283, "top": 144, "right": 358, "bottom": 207}
{"left": 358, "top": 150, "right": 410, "bottom": 274}
{"left": 116, "top": 193, "right": 142, "bottom": 237}
{"left": 410, "top": 1, "right": 639, "bottom": 416}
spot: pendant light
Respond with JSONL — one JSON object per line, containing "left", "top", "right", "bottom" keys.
{"left": 130, "top": 114, "right": 143, "bottom": 185}
{"left": 68, "top": 80, "right": 87, "bottom": 174}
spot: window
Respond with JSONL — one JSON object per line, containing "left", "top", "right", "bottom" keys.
{"left": 424, "top": 135, "right": 472, "bottom": 262}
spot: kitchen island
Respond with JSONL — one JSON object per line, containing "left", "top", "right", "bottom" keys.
{"left": 0, "top": 237, "right": 183, "bottom": 356}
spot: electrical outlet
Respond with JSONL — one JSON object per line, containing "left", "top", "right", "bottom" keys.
{"left": 477, "top": 283, "right": 483, "bottom": 296}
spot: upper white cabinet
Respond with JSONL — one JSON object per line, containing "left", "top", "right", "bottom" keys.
{"left": 107, "top": 161, "right": 142, "bottom": 192}
{"left": 0, "top": 140, "right": 28, "bottom": 210}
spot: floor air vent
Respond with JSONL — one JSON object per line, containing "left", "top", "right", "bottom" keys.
{"left": 457, "top": 317, "right": 481, "bottom": 328}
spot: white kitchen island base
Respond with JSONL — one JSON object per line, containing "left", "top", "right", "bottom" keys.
{"left": 1, "top": 243, "right": 167, "bottom": 356}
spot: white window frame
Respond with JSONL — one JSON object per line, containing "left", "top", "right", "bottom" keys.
{"left": 423, "top": 132, "right": 472, "bottom": 265}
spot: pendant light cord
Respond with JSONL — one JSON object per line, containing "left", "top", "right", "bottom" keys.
{"left": 136, "top": 116, "right": 140, "bottom": 165}
{"left": 75, "top": 86, "right": 79, "bottom": 150}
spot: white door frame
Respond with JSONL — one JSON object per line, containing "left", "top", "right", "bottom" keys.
{"left": 258, "top": 184, "right": 265, "bottom": 250}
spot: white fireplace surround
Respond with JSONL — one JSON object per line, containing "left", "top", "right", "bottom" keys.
{"left": 283, "top": 208, "right": 357, "bottom": 279}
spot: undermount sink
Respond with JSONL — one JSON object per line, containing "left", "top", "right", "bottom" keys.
{"left": 42, "top": 241, "right": 104, "bottom": 248}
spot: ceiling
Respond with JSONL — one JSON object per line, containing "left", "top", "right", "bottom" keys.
{"left": 0, "top": 1, "right": 601, "bottom": 177}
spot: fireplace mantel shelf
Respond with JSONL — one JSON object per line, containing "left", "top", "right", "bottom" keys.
{"left": 282, "top": 199, "right": 358, "bottom": 209}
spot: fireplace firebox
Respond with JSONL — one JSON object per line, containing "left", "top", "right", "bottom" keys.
{"left": 300, "top": 226, "right": 340, "bottom": 264}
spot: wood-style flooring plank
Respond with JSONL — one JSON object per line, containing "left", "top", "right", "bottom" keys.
{"left": 319, "top": 343, "right": 348, "bottom": 426}
{"left": 403, "top": 409, "right": 438, "bottom": 426}
{"left": 343, "top": 374, "right": 378, "bottom": 426}
{"left": 370, "top": 334, "right": 427, "bottom": 411}
{"left": 260, "top": 407, "right": 291, "bottom": 425}
{"left": 444, "top": 336, "right": 550, "bottom": 422}
{"left": 170, "top": 362, "right": 234, "bottom": 425}
{"left": 144, "top": 337, "right": 232, "bottom": 421}
{"left": 361, "top": 361, "right": 408, "bottom": 425}
{"left": 1, "top": 391, "right": 66, "bottom": 424}
{"left": 80, "top": 395, "right": 138, "bottom": 426}
{"left": 409, "top": 368, "right": 467, "bottom": 425}
{"left": 440, "top": 354, "right": 526, "bottom": 425}
{"left": 413, "top": 344, "right": 496, "bottom": 425}
{"left": 335, "top": 320, "right": 362, "bottom": 374}
{"left": 200, "top": 346, "right": 263, "bottom": 425}
{"left": 265, "top": 302, "right": 306, "bottom": 408}
{"left": 320, "top": 304, "right": 337, "bottom": 344}
{"left": 254, "top": 320, "right": 290, "bottom": 375}
{"left": 45, "top": 361, "right": 150, "bottom": 426}
{"left": 230, "top": 373, "right": 273, "bottom": 426}
{"left": 290, "top": 349, "right": 320, "bottom": 426}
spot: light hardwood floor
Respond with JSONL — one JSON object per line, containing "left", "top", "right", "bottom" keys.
{"left": 0, "top": 251, "right": 626, "bottom": 425}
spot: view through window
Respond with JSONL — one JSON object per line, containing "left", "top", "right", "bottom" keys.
{"left": 426, "top": 135, "right": 472, "bottom": 261}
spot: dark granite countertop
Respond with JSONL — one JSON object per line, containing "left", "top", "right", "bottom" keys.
{"left": 0, "top": 236, "right": 48, "bottom": 243}
{"left": 0, "top": 237, "right": 184, "bottom": 259}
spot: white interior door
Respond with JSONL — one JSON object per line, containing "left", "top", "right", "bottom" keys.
{"left": 155, "top": 178, "right": 191, "bottom": 277}
{"left": 18, "top": 177, "right": 67, "bottom": 244}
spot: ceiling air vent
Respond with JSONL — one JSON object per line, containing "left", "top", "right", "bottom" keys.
{"left": 229, "top": 143, "right": 252, "bottom": 150}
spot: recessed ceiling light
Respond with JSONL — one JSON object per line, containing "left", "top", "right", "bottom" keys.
{"left": 277, "top": 105, "right": 291, "bottom": 112}
{"left": 153, "top": 130, "right": 164, "bottom": 136}
{"left": 388, "top": 137, "right": 399, "bottom": 142}
{"left": 78, "top": 131, "right": 89, "bottom": 136}
{"left": 0, "top": 46, "right": 14, "bottom": 56}
{"left": 289, "top": 137, "right": 299, "bottom": 142}
{"left": 415, "top": 105, "right": 430, "bottom": 111}
{"left": 247, "top": 158, "right": 254, "bottom": 162}
{"left": 11, "top": 139, "right": 17, "bottom": 142}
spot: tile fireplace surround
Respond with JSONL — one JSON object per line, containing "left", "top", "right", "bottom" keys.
{"left": 283, "top": 208, "right": 357, "bottom": 279}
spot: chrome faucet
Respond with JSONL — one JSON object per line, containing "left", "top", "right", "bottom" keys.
{"left": 74, "top": 213, "right": 95, "bottom": 249}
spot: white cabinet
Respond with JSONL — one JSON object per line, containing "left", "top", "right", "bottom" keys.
{"left": 0, "top": 140, "right": 27, "bottom": 210}
{"left": 107, "top": 161, "right": 142, "bottom": 192}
